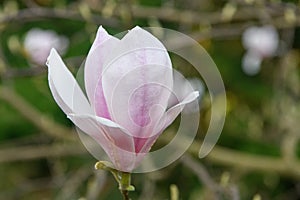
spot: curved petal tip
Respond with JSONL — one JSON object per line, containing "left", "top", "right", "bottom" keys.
{"left": 46, "top": 48, "right": 59, "bottom": 67}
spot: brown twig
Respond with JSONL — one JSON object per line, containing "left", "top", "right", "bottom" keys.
{"left": 0, "top": 143, "right": 86, "bottom": 163}
{"left": 181, "top": 154, "right": 240, "bottom": 200}
{"left": 86, "top": 171, "right": 108, "bottom": 200}
{"left": 56, "top": 165, "right": 92, "bottom": 200}
{"left": 117, "top": 3, "right": 300, "bottom": 27}
{"left": 0, "top": 86, "right": 75, "bottom": 141}
{"left": 159, "top": 133, "right": 300, "bottom": 179}
{"left": 0, "top": 7, "right": 121, "bottom": 27}
{"left": 1, "top": 85, "right": 300, "bottom": 178}
{"left": 121, "top": 190, "right": 130, "bottom": 200}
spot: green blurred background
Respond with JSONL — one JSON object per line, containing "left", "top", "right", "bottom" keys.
{"left": 0, "top": 0, "right": 300, "bottom": 199}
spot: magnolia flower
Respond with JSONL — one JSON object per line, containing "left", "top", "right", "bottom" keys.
{"left": 241, "top": 25, "right": 279, "bottom": 75}
{"left": 46, "top": 26, "right": 199, "bottom": 172}
{"left": 242, "top": 25, "right": 278, "bottom": 57}
{"left": 242, "top": 51, "right": 262, "bottom": 76}
{"left": 24, "top": 28, "right": 69, "bottom": 65}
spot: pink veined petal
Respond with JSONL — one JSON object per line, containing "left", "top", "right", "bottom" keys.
{"left": 47, "top": 48, "right": 92, "bottom": 115}
{"left": 67, "top": 113, "right": 136, "bottom": 172}
{"left": 134, "top": 91, "right": 199, "bottom": 156}
{"left": 100, "top": 26, "right": 173, "bottom": 143}
{"left": 84, "top": 26, "right": 119, "bottom": 118}
{"left": 134, "top": 133, "right": 160, "bottom": 154}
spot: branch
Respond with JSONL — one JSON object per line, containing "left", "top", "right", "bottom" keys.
{"left": 2, "top": 85, "right": 300, "bottom": 178}
{"left": 181, "top": 155, "right": 220, "bottom": 193}
{"left": 117, "top": 4, "right": 300, "bottom": 27}
{"left": 1, "top": 83, "right": 300, "bottom": 178}
{"left": 1, "top": 133, "right": 300, "bottom": 179}
{"left": 0, "top": 86, "right": 75, "bottom": 141}
{"left": 56, "top": 165, "right": 92, "bottom": 200}
{"left": 0, "top": 143, "right": 86, "bottom": 163}
{"left": 159, "top": 134, "right": 300, "bottom": 178}
{"left": 86, "top": 171, "right": 108, "bottom": 200}
{"left": 0, "top": 7, "right": 121, "bottom": 27}
{"left": 192, "top": 141, "right": 300, "bottom": 178}
{"left": 2, "top": 66, "right": 46, "bottom": 78}
{"left": 181, "top": 155, "right": 240, "bottom": 200}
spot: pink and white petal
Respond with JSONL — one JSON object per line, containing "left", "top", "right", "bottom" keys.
{"left": 101, "top": 27, "right": 173, "bottom": 138}
{"left": 161, "top": 91, "right": 199, "bottom": 130}
{"left": 67, "top": 114, "right": 136, "bottom": 172}
{"left": 133, "top": 91, "right": 199, "bottom": 155}
{"left": 47, "top": 48, "right": 92, "bottom": 115}
{"left": 167, "top": 70, "right": 197, "bottom": 108}
{"left": 84, "top": 27, "right": 119, "bottom": 115}
{"left": 101, "top": 65, "right": 172, "bottom": 139}
{"left": 132, "top": 132, "right": 164, "bottom": 169}
{"left": 135, "top": 133, "right": 160, "bottom": 154}
{"left": 134, "top": 92, "right": 199, "bottom": 154}
{"left": 134, "top": 90, "right": 198, "bottom": 156}
{"left": 89, "top": 26, "right": 112, "bottom": 53}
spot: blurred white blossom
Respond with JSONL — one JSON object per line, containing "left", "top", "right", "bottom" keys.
{"left": 24, "top": 28, "right": 69, "bottom": 65}
{"left": 242, "top": 25, "right": 279, "bottom": 57}
{"left": 242, "top": 51, "right": 262, "bottom": 76}
{"left": 241, "top": 25, "right": 279, "bottom": 75}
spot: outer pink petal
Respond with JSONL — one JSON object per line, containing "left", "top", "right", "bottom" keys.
{"left": 47, "top": 48, "right": 92, "bottom": 115}
{"left": 100, "top": 26, "right": 173, "bottom": 143}
{"left": 68, "top": 114, "right": 136, "bottom": 172}
{"left": 84, "top": 26, "right": 119, "bottom": 118}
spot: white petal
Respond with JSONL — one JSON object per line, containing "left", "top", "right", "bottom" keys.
{"left": 161, "top": 91, "right": 199, "bottom": 130}
{"left": 46, "top": 48, "right": 92, "bottom": 115}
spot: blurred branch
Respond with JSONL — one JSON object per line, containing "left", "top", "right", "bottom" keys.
{"left": 86, "top": 171, "right": 108, "bottom": 200}
{"left": 2, "top": 66, "right": 46, "bottom": 78}
{"left": 158, "top": 134, "right": 300, "bottom": 178}
{"left": 116, "top": 3, "right": 300, "bottom": 27}
{"left": 181, "top": 155, "right": 221, "bottom": 195}
{"left": 56, "top": 165, "right": 92, "bottom": 200}
{"left": 1, "top": 2, "right": 299, "bottom": 33}
{"left": 0, "top": 177, "right": 55, "bottom": 199}
{"left": 0, "top": 143, "right": 86, "bottom": 163}
{"left": 1, "top": 133, "right": 300, "bottom": 180}
{"left": 0, "top": 86, "right": 75, "bottom": 141}
{"left": 190, "top": 23, "right": 250, "bottom": 41}
{"left": 276, "top": 50, "right": 300, "bottom": 171}
{"left": 1, "top": 56, "right": 85, "bottom": 79}
{"left": 0, "top": 7, "right": 121, "bottom": 28}
{"left": 1, "top": 84, "right": 300, "bottom": 178}
{"left": 138, "top": 177, "right": 156, "bottom": 200}
{"left": 181, "top": 155, "right": 240, "bottom": 200}
{"left": 194, "top": 142, "right": 300, "bottom": 178}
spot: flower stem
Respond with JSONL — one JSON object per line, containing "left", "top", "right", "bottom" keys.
{"left": 95, "top": 161, "right": 135, "bottom": 200}
{"left": 121, "top": 189, "right": 130, "bottom": 200}
{"left": 118, "top": 172, "right": 134, "bottom": 200}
